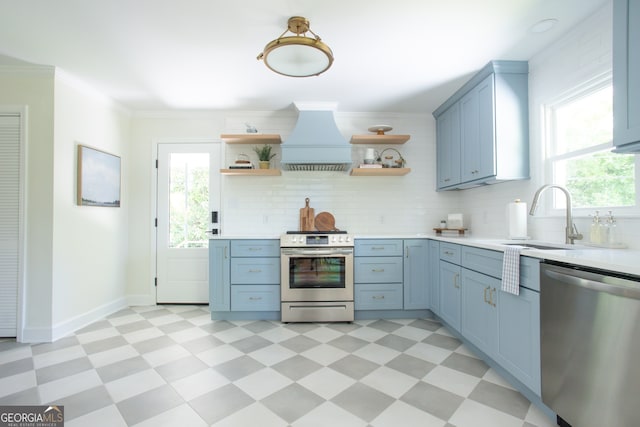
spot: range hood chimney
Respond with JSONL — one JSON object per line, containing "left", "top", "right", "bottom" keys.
{"left": 281, "top": 102, "right": 352, "bottom": 171}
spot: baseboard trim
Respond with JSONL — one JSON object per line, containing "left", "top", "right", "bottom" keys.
{"left": 19, "top": 326, "right": 52, "bottom": 343}
{"left": 49, "top": 297, "right": 130, "bottom": 342}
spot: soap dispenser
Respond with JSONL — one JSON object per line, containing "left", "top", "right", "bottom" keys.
{"left": 606, "top": 211, "right": 617, "bottom": 246}
{"left": 590, "top": 211, "right": 601, "bottom": 244}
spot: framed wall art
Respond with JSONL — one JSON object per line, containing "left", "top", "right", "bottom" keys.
{"left": 77, "top": 145, "right": 121, "bottom": 207}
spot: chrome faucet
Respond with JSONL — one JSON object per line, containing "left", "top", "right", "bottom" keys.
{"left": 529, "top": 184, "right": 583, "bottom": 244}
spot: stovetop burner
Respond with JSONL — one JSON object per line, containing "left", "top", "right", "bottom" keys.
{"left": 286, "top": 230, "right": 347, "bottom": 234}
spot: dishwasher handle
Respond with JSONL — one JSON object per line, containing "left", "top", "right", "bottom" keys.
{"left": 544, "top": 267, "right": 640, "bottom": 300}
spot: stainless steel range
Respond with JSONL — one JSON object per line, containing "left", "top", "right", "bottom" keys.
{"left": 280, "top": 232, "right": 354, "bottom": 322}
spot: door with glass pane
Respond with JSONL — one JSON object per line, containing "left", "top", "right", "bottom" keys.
{"left": 156, "top": 143, "right": 221, "bottom": 303}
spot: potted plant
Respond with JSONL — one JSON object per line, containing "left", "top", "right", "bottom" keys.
{"left": 253, "top": 144, "right": 276, "bottom": 169}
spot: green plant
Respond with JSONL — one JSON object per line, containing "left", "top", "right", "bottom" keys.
{"left": 253, "top": 144, "right": 276, "bottom": 162}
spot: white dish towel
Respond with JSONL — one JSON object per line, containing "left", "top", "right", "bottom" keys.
{"left": 502, "top": 246, "right": 522, "bottom": 295}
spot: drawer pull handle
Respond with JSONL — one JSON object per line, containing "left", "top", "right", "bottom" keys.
{"left": 249, "top": 297, "right": 263, "bottom": 301}
{"left": 489, "top": 288, "right": 497, "bottom": 307}
{"left": 248, "top": 247, "right": 262, "bottom": 251}
{"left": 372, "top": 268, "right": 385, "bottom": 273}
{"left": 444, "top": 251, "right": 454, "bottom": 256}
{"left": 483, "top": 286, "right": 490, "bottom": 303}
{"left": 248, "top": 269, "right": 262, "bottom": 273}
{"left": 372, "top": 295, "right": 385, "bottom": 300}
{"left": 453, "top": 273, "right": 460, "bottom": 289}
{"left": 371, "top": 246, "right": 385, "bottom": 250}
{"left": 444, "top": 178, "right": 451, "bottom": 182}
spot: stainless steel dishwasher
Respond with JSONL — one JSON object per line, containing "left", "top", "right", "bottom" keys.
{"left": 541, "top": 261, "right": 640, "bottom": 427}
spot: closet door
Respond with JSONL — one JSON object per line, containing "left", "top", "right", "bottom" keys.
{"left": 0, "top": 114, "right": 21, "bottom": 337}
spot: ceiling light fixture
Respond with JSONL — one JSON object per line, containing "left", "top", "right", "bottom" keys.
{"left": 257, "top": 16, "right": 334, "bottom": 77}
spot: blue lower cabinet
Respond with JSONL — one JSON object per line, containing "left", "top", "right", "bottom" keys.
{"left": 428, "top": 240, "right": 440, "bottom": 315}
{"left": 439, "top": 261, "right": 462, "bottom": 332}
{"left": 230, "top": 258, "right": 280, "bottom": 284}
{"left": 354, "top": 257, "right": 403, "bottom": 283}
{"left": 495, "top": 287, "right": 541, "bottom": 395}
{"left": 404, "top": 239, "right": 429, "bottom": 310}
{"left": 231, "top": 285, "right": 280, "bottom": 311}
{"left": 461, "top": 268, "right": 499, "bottom": 356}
{"left": 355, "top": 283, "right": 403, "bottom": 310}
{"left": 210, "top": 239, "right": 280, "bottom": 319}
{"left": 209, "top": 240, "right": 230, "bottom": 312}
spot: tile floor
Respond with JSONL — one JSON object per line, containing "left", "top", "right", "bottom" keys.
{"left": 0, "top": 306, "right": 557, "bottom": 426}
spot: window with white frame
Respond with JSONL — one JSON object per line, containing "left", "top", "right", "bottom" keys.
{"left": 546, "top": 77, "right": 638, "bottom": 213}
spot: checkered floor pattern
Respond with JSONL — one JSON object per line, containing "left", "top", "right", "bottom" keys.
{"left": 0, "top": 306, "right": 556, "bottom": 426}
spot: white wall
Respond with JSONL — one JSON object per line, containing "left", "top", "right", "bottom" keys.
{"left": 51, "top": 72, "right": 131, "bottom": 339}
{"left": 458, "top": 2, "right": 640, "bottom": 249}
{"left": 0, "top": 67, "right": 55, "bottom": 341}
{"left": 128, "top": 109, "right": 460, "bottom": 301}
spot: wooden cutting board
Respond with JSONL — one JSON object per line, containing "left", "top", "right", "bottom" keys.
{"left": 299, "top": 198, "right": 315, "bottom": 231}
{"left": 315, "top": 211, "right": 338, "bottom": 231}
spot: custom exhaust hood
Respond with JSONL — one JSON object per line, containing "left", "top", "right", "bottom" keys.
{"left": 281, "top": 102, "right": 353, "bottom": 171}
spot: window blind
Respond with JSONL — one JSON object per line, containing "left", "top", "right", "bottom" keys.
{"left": 0, "top": 114, "right": 20, "bottom": 337}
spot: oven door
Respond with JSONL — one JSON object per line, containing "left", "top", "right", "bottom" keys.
{"left": 280, "top": 247, "right": 354, "bottom": 302}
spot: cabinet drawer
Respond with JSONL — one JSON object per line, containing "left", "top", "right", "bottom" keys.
{"left": 355, "top": 239, "right": 403, "bottom": 257}
{"left": 231, "top": 258, "right": 280, "bottom": 284}
{"left": 355, "top": 283, "right": 403, "bottom": 310}
{"left": 231, "top": 285, "right": 280, "bottom": 311}
{"left": 440, "top": 243, "right": 461, "bottom": 264}
{"left": 462, "top": 246, "right": 502, "bottom": 278}
{"left": 354, "top": 257, "right": 403, "bottom": 283}
{"left": 231, "top": 239, "right": 280, "bottom": 257}
{"left": 462, "top": 247, "right": 540, "bottom": 291}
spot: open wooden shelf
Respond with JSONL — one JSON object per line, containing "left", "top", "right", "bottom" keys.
{"left": 433, "top": 228, "right": 468, "bottom": 236}
{"left": 350, "top": 167, "right": 411, "bottom": 176}
{"left": 350, "top": 134, "right": 410, "bottom": 145}
{"left": 220, "top": 169, "right": 281, "bottom": 176}
{"left": 220, "top": 134, "right": 282, "bottom": 144}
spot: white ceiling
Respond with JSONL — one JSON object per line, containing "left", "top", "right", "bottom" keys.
{"left": 0, "top": 0, "right": 608, "bottom": 114}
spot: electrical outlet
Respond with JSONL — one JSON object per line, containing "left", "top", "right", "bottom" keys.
{"left": 380, "top": 215, "right": 385, "bottom": 224}
{"left": 263, "top": 215, "right": 269, "bottom": 224}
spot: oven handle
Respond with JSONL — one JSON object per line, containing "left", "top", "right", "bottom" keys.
{"left": 281, "top": 248, "right": 354, "bottom": 256}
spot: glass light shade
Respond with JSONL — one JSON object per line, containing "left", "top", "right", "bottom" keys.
{"left": 262, "top": 36, "right": 333, "bottom": 77}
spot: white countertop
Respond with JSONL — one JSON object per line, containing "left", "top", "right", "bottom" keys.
{"left": 212, "top": 234, "right": 640, "bottom": 277}
{"left": 426, "top": 235, "right": 640, "bottom": 277}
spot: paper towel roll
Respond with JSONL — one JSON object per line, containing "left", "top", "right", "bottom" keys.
{"left": 507, "top": 200, "right": 527, "bottom": 239}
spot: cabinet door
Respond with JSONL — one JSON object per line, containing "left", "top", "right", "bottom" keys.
{"left": 429, "top": 240, "right": 440, "bottom": 315}
{"left": 439, "top": 261, "right": 461, "bottom": 332}
{"left": 613, "top": 0, "right": 640, "bottom": 152}
{"left": 495, "top": 287, "right": 541, "bottom": 395}
{"left": 436, "top": 103, "right": 461, "bottom": 189}
{"left": 461, "top": 74, "right": 495, "bottom": 183}
{"left": 403, "top": 240, "right": 429, "bottom": 310}
{"left": 461, "top": 268, "right": 499, "bottom": 356}
{"left": 209, "top": 240, "right": 230, "bottom": 312}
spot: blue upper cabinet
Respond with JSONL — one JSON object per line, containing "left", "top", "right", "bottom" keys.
{"left": 433, "top": 61, "right": 529, "bottom": 190}
{"left": 436, "top": 102, "right": 461, "bottom": 188}
{"left": 613, "top": 0, "right": 640, "bottom": 153}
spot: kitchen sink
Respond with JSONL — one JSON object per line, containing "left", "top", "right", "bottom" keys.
{"left": 503, "top": 243, "right": 575, "bottom": 250}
